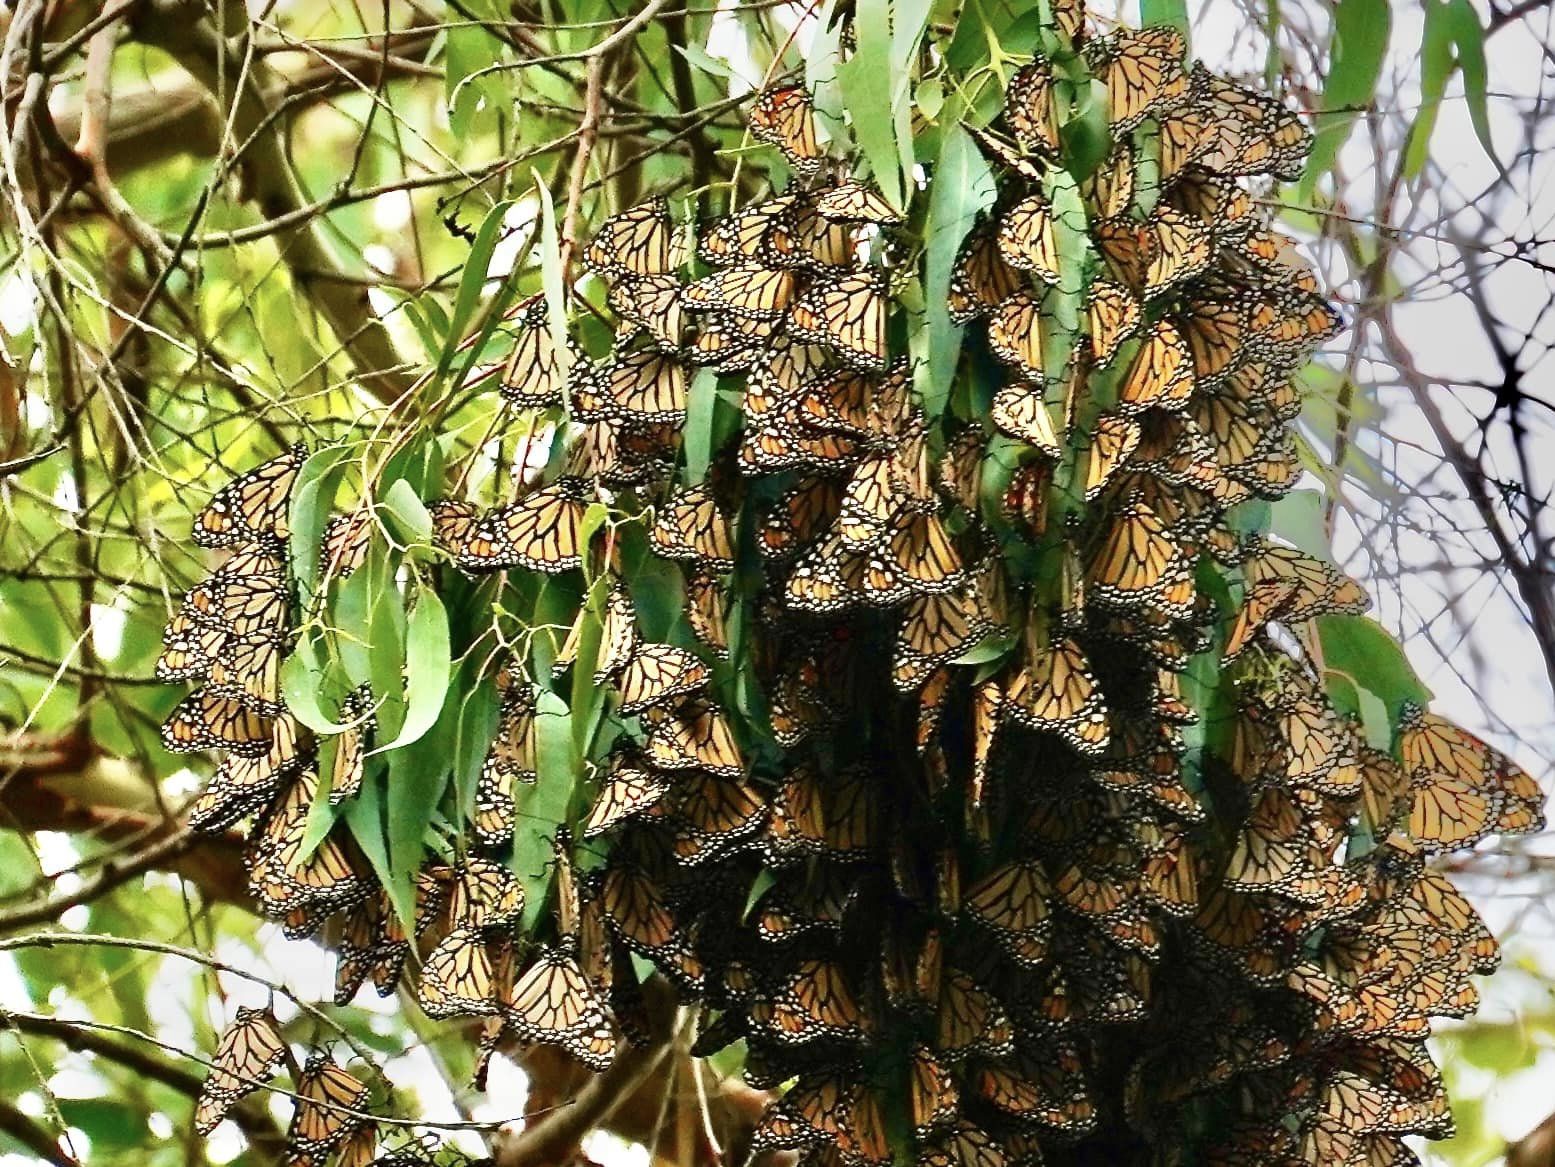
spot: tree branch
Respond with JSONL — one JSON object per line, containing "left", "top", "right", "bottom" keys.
{"left": 128, "top": 0, "right": 415, "bottom": 405}
{"left": 0, "top": 1099, "right": 76, "bottom": 1167}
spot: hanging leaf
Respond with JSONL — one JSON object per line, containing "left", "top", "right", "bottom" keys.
{"left": 373, "top": 585, "right": 451, "bottom": 753}
{"left": 1302, "top": 0, "right": 1391, "bottom": 195}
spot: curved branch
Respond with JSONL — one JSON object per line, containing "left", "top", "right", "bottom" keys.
{"left": 128, "top": 0, "right": 415, "bottom": 406}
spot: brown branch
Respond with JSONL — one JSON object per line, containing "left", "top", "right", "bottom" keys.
{"left": 127, "top": 1, "right": 413, "bottom": 406}
{"left": 1, "top": 1013, "right": 285, "bottom": 1156}
{"left": 0, "top": 740, "right": 251, "bottom": 916}
{"left": 0, "top": 1099, "right": 77, "bottom": 1167}
{"left": 45, "top": 25, "right": 438, "bottom": 179}
{"left": 1509, "top": 1109, "right": 1555, "bottom": 1167}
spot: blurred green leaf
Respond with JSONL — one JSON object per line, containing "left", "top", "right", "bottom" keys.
{"left": 374, "top": 584, "right": 450, "bottom": 752}
{"left": 1302, "top": 0, "right": 1391, "bottom": 195}
{"left": 918, "top": 125, "right": 994, "bottom": 419}
{"left": 1316, "top": 614, "right": 1433, "bottom": 724}
{"left": 1138, "top": 0, "right": 1190, "bottom": 37}
{"left": 838, "top": 0, "right": 904, "bottom": 208}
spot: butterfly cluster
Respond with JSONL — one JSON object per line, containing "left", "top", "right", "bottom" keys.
{"left": 165, "top": 5, "right": 1545, "bottom": 1165}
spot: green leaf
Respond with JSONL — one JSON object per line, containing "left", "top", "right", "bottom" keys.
{"left": 515, "top": 689, "right": 578, "bottom": 931}
{"left": 682, "top": 367, "right": 720, "bottom": 482}
{"left": 381, "top": 478, "right": 433, "bottom": 547}
{"left": 1138, "top": 0, "right": 1190, "bottom": 37}
{"left": 837, "top": 0, "right": 903, "bottom": 209}
{"left": 533, "top": 170, "right": 571, "bottom": 384}
{"left": 1315, "top": 614, "right": 1432, "bottom": 723}
{"left": 674, "top": 41, "right": 739, "bottom": 82}
{"left": 1405, "top": 0, "right": 1498, "bottom": 178}
{"left": 1302, "top": 0, "right": 1391, "bottom": 195}
{"left": 364, "top": 547, "right": 408, "bottom": 743}
{"left": 918, "top": 125, "right": 995, "bottom": 420}
{"left": 288, "top": 444, "right": 354, "bottom": 604}
{"left": 373, "top": 585, "right": 451, "bottom": 753}
{"left": 1269, "top": 488, "right": 1327, "bottom": 556}
{"left": 440, "top": 199, "right": 515, "bottom": 377}
{"left": 742, "top": 868, "right": 776, "bottom": 922}
{"left": 281, "top": 633, "right": 350, "bottom": 733}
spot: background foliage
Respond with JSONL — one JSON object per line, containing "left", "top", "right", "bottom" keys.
{"left": 0, "top": 1, "right": 1550, "bottom": 1164}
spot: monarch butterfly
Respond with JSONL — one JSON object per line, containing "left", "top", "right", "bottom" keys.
{"left": 1082, "top": 412, "right": 1143, "bottom": 501}
{"left": 1093, "top": 218, "right": 1146, "bottom": 290}
{"left": 599, "top": 864, "right": 700, "bottom": 986}
{"left": 894, "top": 587, "right": 992, "bottom": 692}
{"left": 418, "top": 926, "right": 498, "bottom": 1019}
{"left": 761, "top": 477, "right": 844, "bottom": 560}
{"left": 750, "top": 85, "right": 826, "bottom": 175}
{"left": 684, "top": 570, "right": 730, "bottom": 658}
{"left": 156, "top": 612, "right": 232, "bottom": 684}
{"left": 650, "top": 484, "right": 735, "bottom": 572}
{"left": 187, "top": 714, "right": 305, "bottom": 833}
{"left": 700, "top": 195, "right": 796, "bottom": 265}
{"left": 682, "top": 264, "right": 797, "bottom": 320}
{"left": 1142, "top": 206, "right": 1212, "bottom": 297}
{"left": 584, "top": 197, "right": 681, "bottom": 281}
{"left": 753, "top": 1072, "right": 851, "bottom": 1151}
{"left": 1090, "top": 25, "right": 1190, "bottom": 131}
{"left": 1248, "top": 290, "right": 1344, "bottom": 357}
{"left": 837, "top": 455, "right": 904, "bottom": 548}
{"left": 1118, "top": 319, "right": 1193, "bottom": 413}
{"left": 1003, "top": 635, "right": 1110, "bottom": 754}
{"left": 472, "top": 756, "right": 517, "bottom": 849}
{"left": 996, "top": 193, "right": 1062, "bottom": 285}
{"left": 324, "top": 688, "right": 370, "bottom": 804}
{"left": 690, "top": 312, "right": 772, "bottom": 372}
{"left": 1223, "top": 786, "right": 1317, "bottom": 895}
{"left": 668, "top": 772, "right": 766, "bottom": 864}
{"left": 919, "top": 1120, "right": 1009, "bottom": 1167}
{"left": 764, "top": 764, "right": 879, "bottom": 863}
{"left": 751, "top": 958, "right": 869, "bottom": 1045}
{"left": 320, "top": 507, "right": 373, "bottom": 581}
{"left": 193, "top": 443, "right": 305, "bottom": 549}
{"left": 333, "top": 1122, "right": 380, "bottom": 1167}
{"left": 448, "top": 856, "right": 525, "bottom": 930}
{"left": 1087, "top": 279, "right": 1141, "bottom": 367}
{"left": 249, "top": 789, "right": 370, "bottom": 917}
{"left": 591, "top": 349, "right": 689, "bottom": 426}
{"left": 835, "top": 1085, "right": 891, "bottom": 1167}
{"left": 287, "top": 1052, "right": 370, "bottom": 1159}
{"left": 614, "top": 644, "right": 709, "bottom": 715}
{"left": 643, "top": 698, "right": 743, "bottom": 777}
{"left": 789, "top": 272, "right": 889, "bottom": 372}
{"left": 815, "top": 179, "right": 902, "bottom": 225}
{"left": 991, "top": 384, "right": 1061, "bottom": 455}
{"left": 1178, "top": 298, "right": 1247, "bottom": 383}
{"left": 974, "top": 1046, "right": 1096, "bottom": 1134}
{"left": 949, "top": 222, "right": 1024, "bottom": 324}
{"left": 936, "top": 968, "right": 1015, "bottom": 1058}
{"left": 1192, "top": 65, "right": 1312, "bottom": 180}
{"left": 195, "top": 1006, "right": 288, "bottom": 1134}
{"left": 985, "top": 291, "right": 1047, "bottom": 382}
{"left": 1082, "top": 142, "right": 1136, "bottom": 222}
{"left": 1155, "top": 108, "right": 1212, "bottom": 185}
{"left": 582, "top": 758, "right": 669, "bottom": 838}
{"left": 962, "top": 859, "right": 1053, "bottom": 964}
{"left": 1242, "top": 540, "right": 1370, "bottom": 618}
{"left": 1168, "top": 168, "right": 1255, "bottom": 237}
{"left": 1399, "top": 704, "right": 1545, "bottom": 850}
{"left": 886, "top": 512, "right": 964, "bottom": 593}
{"left": 454, "top": 478, "right": 589, "bottom": 574}
{"left": 162, "top": 690, "right": 274, "bottom": 756}
{"left": 505, "top": 946, "right": 616, "bottom": 1071}
{"left": 1086, "top": 494, "right": 1183, "bottom": 610}
{"left": 500, "top": 299, "right": 569, "bottom": 410}
{"left": 333, "top": 890, "right": 408, "bottom": 1003}
{"left": 766, "top": 194, "right": 857, "bottom": 270}
{"left": 1005, "top": 58, "right": 1059, "bottom": 154}
{"left": 608, "top": 274, "right": 688, "bottom": 352}
{"left": 180, "top": 568, "right": 290, "bottom": 639}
